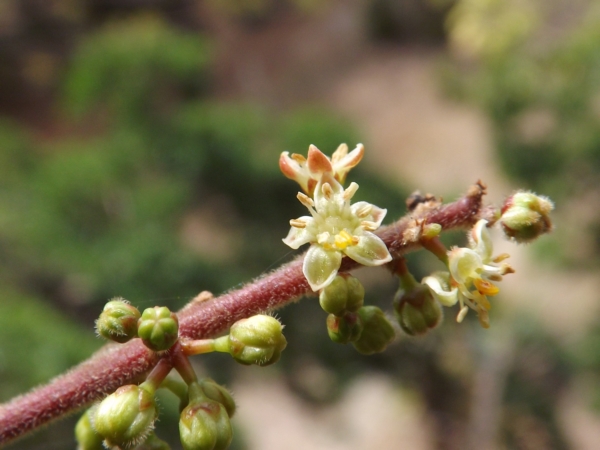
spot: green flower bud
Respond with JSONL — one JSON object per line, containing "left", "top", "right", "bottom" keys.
{"left": 138, "top": 306, "right": 179, "bottom": 352}
{"left": 345, "top": 276, "right": 365, "bottom": 312}
{"left": 227, "top": 315, "right": 287, "bottom": 366}
{"left": 179, "top": 383, "right": 232, "bottom": 450}
{"left": 319, "top": 275, "right": 349, "bottom": 315}
{"left": 75, "top": 406, "right": 104, "bottom": 450}
{"left": 352, "top": 306, "right": 395, "bottom": 355}
{"left": 96, "top": 298, "right": 141, "bottom": 343}
{"left": 394, "top": 285, "right": 443, "bottom": 336}
{"left": 93, "top": 384, "right": 157, "bottom": 448}
{"left": 326, "top": 312, "right": 363, "bottom": 344}
{"left": 199, "top": 378, "right": 236, "bottom": 418}
{"left": 133, "top": 432, "right": 171, "bottom": 449}
{"left": 500, "top": 191, "right": 554, "bottom": 243}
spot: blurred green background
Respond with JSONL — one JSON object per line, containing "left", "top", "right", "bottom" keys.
{"left": 1, "top": 1, "right": 599, "bottom": 449}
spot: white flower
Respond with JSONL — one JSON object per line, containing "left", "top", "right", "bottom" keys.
{"left": 279, "top": 143, "right": 364, "bottom": 195}
{"left": 283, "top": 171, "right": 391, "bottom": 291}
{"left": 423, "top": 219, "right": 513, "bottom": 328}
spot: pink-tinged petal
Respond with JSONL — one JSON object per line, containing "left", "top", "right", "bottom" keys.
{"left": 279, "top": 152, "right": 310, "bottom": 193}
{"left": 344, "top": 231, "right": 391, "bottom": 266}
{"left": 303, "top": 245, "right": 342, "bottom": 291}
{"left": 282, "top": 216, "right": 315, "bottom": 249}
{"left": 333, "top": 143, "right": 364, "bottom": 184}
{"left": 307, "top": 144, "right": 333, "bottom": 175}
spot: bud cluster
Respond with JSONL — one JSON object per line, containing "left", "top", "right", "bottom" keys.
{"left": 321, "top": 274, "right": 395, "bottom": 354}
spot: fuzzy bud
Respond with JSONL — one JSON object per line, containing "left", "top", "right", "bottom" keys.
{"left": 96, "top": 298, "right": 140, "bottom": 343}
{"left": 351, "top": 306, "right": 395, "bottom": 355}
{"left": 199, "top": 378, "right": 236, "bottom": 418}
{"left": 133, "top": 432, "right": 171, "bottom": 449}
{"left": 138, "top": 306, "right": 179, "bottom": 352}
{"left": 179, "top": 383, "right": 232, "bottom": 450}
{"left": 326, "top": 312, "right": 364, "bottom": 344}
{"left": 394, "top": 285, "right": 443, "bottom": 336}
{"left": 500, "top": 191, "right": 554, "bottom": 243}
{"left": 93, "top": 384, "right": 157, "bottom": 448}
{"left": 75, "top": 406, "right": 104, "bottom": 450}
{"left": 227, "top": 315, "right": 287, "bottom": 366}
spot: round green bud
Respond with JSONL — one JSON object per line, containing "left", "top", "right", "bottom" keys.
{"left": 345, "top": 276, "right": 365, "bottom": 312}
{"left": 394, "top": 285, "right": 443, "bottom": 336}
{"left": 138, "top": 306, "right": 179, "bottom": 352}
{"left": 179, "top": 399, "right": 232, "bottom": 450}
{"left": 326, "top": 312, "right": 364, "bottom": 344}
{"left": 319, "top": 275, "right": 349, "bottom": 315}
{"left": 96, "top": 298, "right": 141, "bottom": 343}
{"left": 75, "top": 406, "right": 104, "bottom": 450}
{"left": 352, "top": 306, "right": 396, "bottom": 355}
{"left": 227, "top": 315, "right": 287, "bottom": 366}
{"left": 500, "top": 191, "right": 554, "bottom": 243}
{"left": 93, "top": 384, "right": 157, "bottom": 448}
{"left": 199, "top": 378, "right": 236, "bottom": 418}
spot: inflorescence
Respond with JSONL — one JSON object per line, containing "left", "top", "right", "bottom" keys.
{"left": 75, "top": 143, "right": 553, "bottom": 450}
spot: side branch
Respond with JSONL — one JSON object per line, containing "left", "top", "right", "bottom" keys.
{"left": 0, "top": 182, "right": 488, "bottom": 446}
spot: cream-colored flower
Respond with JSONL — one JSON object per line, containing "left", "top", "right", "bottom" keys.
{"left": 279, "top": 143, "right": 364, "bottom": 195}
{"left": 423, "top": 219, "right": 513, "bottom": 328}
{"left": 283, "top": 171, "right": 391, "bottom": 291}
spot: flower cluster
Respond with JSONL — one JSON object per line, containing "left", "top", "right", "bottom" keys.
{"left": 423, "top": 219, "right": 514, "bottom": 328}
{"left": 281, "top": 144, "right": 391, "bottom": 291}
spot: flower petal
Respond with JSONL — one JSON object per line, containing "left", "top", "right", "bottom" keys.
{"left": 448, "top": 247, "right": 482, "bottom": 286}
{"left": 422, "top": 273, "right": 458, "bottom": 307}
{"left": 279, "top": 152, "right": 311, "bottom": 193}
{"left": 344, "top": 231, "right": 391, "bottom": 266}
{"left": 282, "top": 216, "right": 315, "bottom": 249}
{"left": 471, "top": 219, "right": 493, "bottom": 261}
{"left": 303, "top": 245, "right": 342, "bottom": 291}
{"left": 332, "top": 143, "right": 364, "bottom": 184}
{"left": 307, "top": 145, "right": 333, "bottom": 175}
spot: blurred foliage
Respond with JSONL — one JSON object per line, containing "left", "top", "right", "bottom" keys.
{"left": 0, "top": 14, "right": 408, "bottom": 409}
{"left": 443, "top": 0, "right": 600, "bottom": 267}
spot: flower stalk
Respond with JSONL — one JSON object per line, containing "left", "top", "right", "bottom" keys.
{"left": 0, "top": 181, "right": 491, "bottom": 446}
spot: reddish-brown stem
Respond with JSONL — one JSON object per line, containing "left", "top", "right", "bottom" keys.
{"left": 0, "top": 182, "right": 490, "bottom": 446}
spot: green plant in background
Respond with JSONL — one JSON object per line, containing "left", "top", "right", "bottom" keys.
{"left": 0, "top": 8, "right": 563, "bottom": 450}
{"left": 444, "top": 0, "right": 600, "bottom": 265}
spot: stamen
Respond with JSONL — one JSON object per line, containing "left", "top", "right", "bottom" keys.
{"left": 290, "top": 219, "right": 307, "bottom": 229}
{"left": 343, "top": 182, "right": 359, "bottom": 201}
{"left": 361, "top": 221, "right": 377, "bottom": 232}
{"left": 322, "top": 182, "right": 334, "bottom": 199}
{"left": 297, "top": 192, "right": 314, "bottom": 208}
{"left": 355, "top": 204, "right": 372, "bottom": 218}
{"left": 291, "top": 153, "right": 306, "bottom": 163}
{"left": 351, "top": 236, "right": 360, "bottom": 245}
{"left": 478, "top": 309, "right": 490, "bottom": 329}
{"left": 474, "top": 278, "right": 500, "bottom": 296}
{"left": 488, "top": 274, "right": 503, "bottom": 282}
{"left": 457, "top": 306, "right": 469, "bottom": 323}
{"left": 331, "top": 143, "right": 348, "bottom": 163}
{"left": 493, "top": 253, "right": 510, "bottom": 263}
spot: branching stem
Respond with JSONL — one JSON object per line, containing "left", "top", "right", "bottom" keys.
{"left": 0, "top": 181, "right": 490, "bottom": 447}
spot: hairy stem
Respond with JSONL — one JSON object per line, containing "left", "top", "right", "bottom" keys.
{"left": 0, "top": 182, "right": 490, "bottom": 446}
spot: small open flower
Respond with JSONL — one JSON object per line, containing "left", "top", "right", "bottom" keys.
{"left": 423, "top": 220, "right": 513, "bottom": 328}
{"left": 283, "top": 171, "right": 391, "bottom": 291}
{"left": 279, "top": 143, "right": 364, "bottom": 195}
